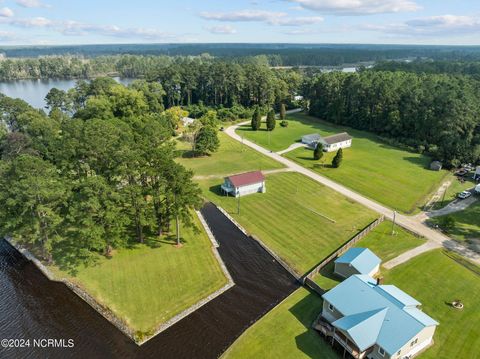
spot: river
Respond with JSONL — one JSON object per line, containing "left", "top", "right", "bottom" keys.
{"left": 0, "top": 77, "right": 135, "bottom": 109}
{"left": 0, "top": 203, "right": 298, "bottom": 359}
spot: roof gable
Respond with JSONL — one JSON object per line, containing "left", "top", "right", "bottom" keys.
{"left": 333, "top": 308, "right": 388, "bottom": 352}
{"left": 323, "top": 132, "right": 352, "bottom": 145}
{"left": 335, "top": 248, "right": 381, "bottom": 274}
{"left": 227, "top": 171, "right": 265, "bottom": 187}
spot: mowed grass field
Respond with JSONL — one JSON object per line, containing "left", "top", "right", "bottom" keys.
{"left": 225, "top": 250, "right": 480, "bottom": 359}
{"left": 432, "top": 201, "right": 480, "bottom": 242}
{"left": 383, "top": 250, "right": 480, "bottom": 359}
{"left": 199, "top": 172, "right": 377, "bottom": 275}
{"left": 222, "top": 288, "right": 338, "bottom": 359}
{"left": 53, "top": 216, "right": 228, "bottom": 335}
{"left": 176, "top": 132, "right": 284, "bottom": 177}
{"left": 238, "top": 113, "right": 447, "bottom": 213}
{"left": 313, "top": 221, "right": 425, "bottom": 290}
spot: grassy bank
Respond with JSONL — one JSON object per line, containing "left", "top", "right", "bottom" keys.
{"left": 222, "top": 288, "right": 337, "bottom": 359}
{"left": 50, "top": 216, "right": 228, "bottom": 335}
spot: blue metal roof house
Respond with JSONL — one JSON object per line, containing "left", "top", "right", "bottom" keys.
{"left": 334, "top": 248, "right": 381, "bottom": 279}
{"left": 314, "top": 275, "right": 438, "bottom": 359}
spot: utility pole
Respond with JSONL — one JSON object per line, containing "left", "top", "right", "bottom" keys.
{"left": 391, "top": 210, "right": 397, "bottom": 235}
{"left": 268, "top": 129, "right": 271, "bottom": 147}
{"left": 237, "top": 193, "right": 241, "bottom": 215}
{"left": 174, "top": 192, "right": 180, "bottom": 246}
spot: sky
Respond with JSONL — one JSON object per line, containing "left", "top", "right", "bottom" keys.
{"left": 0, "top": 0, "right": 479, "bottom": 46}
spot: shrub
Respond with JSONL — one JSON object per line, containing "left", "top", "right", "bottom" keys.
{"left": 280, "top": 120, "right": 289, "bottom": 127}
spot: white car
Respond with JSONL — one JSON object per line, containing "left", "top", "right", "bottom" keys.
{"left": 457, "top": 191, "right": 472, "bottom": 199}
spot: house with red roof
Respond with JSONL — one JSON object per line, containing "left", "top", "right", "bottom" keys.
{"left": 221, "top": 171, "right": 266, "bottom": 197}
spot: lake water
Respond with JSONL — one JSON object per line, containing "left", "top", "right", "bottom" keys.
{"left": 0, "top": 77, "right": 135, "bottom": 109}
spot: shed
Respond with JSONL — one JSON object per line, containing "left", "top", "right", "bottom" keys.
{"left": 334, "top": 247, "right": 381, "bottom": 279}
{"left": 181, "top": 117, "right": 195, "bottom": 127}
{"left": 430, "top": 161, "right": 442, "bottom": 171}
{"left": 221, "top": 171, "right": 266, "bottom": 198}
{"left": 474, "top": 166, "right": 480, "bottom": 180}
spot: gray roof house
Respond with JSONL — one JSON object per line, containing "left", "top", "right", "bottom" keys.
{"left": 301, "top": 133, "right": 322, "bottom": 148}
{"left": 319, "top": 132, "right": 353, "bottom": 152}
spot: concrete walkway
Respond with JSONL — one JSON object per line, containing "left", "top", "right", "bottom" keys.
{"left": 276, "top": 142, "right": 306, "bottom": 155}
{"left": 225, "top": 117, "right": 480, "bottom": 268}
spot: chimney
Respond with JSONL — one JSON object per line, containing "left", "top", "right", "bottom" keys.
{"left": 376, "top": 276, "right": 384, "bottom": 286}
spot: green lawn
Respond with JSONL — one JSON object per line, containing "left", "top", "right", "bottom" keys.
{"left": 238, "top": 113, "right": 447, "bottom": 214}
{"left": 226, "top": 250, "right": 480, "bottom": 359}
{"left": 432, "top": 200, "right": 480, "bottom": 242}
{"left": 383, "top": 250, "right": 480, "bottom": 359}
{"left": 222, "top": 288, "right": 338, "bottom": 359}
{"left": 313, "top": 221, "right": 425, "bottom": 290}
{"left": 176, "top": 132, "right": 284, "bottom": 177}
{"left": 199, "top": 172, "right": 377, "bottom": 275}
{"left": 51, "top": 216, "right": 228, "bottom": 336}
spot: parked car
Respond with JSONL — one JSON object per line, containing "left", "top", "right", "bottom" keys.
{"left": 457, "top": 191, "right": 472, "bottom": 199}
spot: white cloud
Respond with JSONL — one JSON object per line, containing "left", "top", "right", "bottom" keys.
{"left": 199, "top": 9, "right": 323, "bottom": 26}
{"left": 0, "top": 7, "right": 14, "bottom": 17}
{"left": 15, "top": 0, "right": 51, "bottom": 8}
{"left": 287, "top": 0, "right": 420, "bottom": 15}
{"left": 0, "top": 16, "right": 181, "bottom": 41}
{"left": 205, "top": 25, "right": 237, "bottom": 34}
{"left": 0, "top": 30, "right": 17, "bottom": 41}
{"left": 362, "top": 15, "right": 480, "bottom": 37}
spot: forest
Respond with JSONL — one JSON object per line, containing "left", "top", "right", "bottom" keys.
{"left": 0, "top": 78, "right": 207, "bottom": 266}
{"left": 304, "top": 70, "right": 480, "bottom": 167}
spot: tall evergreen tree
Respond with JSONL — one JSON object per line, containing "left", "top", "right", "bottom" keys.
{"left": 332, "top": 148, "right": 343, "bottom": 168}
{"left": 280, "top": 103, "right": 286, "bottom": 120}
{"left": 251, "top": 107, "right": 261, "bottom": 131}
{"left": 266, "top": 109, "right": 276, "bottom": 131}
{"left": 313, "top": 144, "right": 323, "bottom": 160}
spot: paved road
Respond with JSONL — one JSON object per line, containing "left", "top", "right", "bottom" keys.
{"left": 424, "top": 195, "right": 478, "bottom": 218}
{"left": 225, "top": 117, "right": 480, "bottom": 267}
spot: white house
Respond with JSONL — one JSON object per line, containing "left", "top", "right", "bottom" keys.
{"left": 221, "top": 171, "right": 266, "bottom": 198}
{"left": 315, "top": 275, "right": 438, "bottom": 359}
{"left": 334, "top": 248, "right": 381, "bottom": 279}
{"left": 318, "top": 132, "right": 353, "bottom": 152}
{"left": 475, "top": 184, "right": 480, "bottom": 194}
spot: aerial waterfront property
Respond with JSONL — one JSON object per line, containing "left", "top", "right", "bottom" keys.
{"left": 0, "top": 1, "right": 480, "bottom": 358}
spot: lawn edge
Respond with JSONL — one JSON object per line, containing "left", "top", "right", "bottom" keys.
{"left": 4, "top": 219, "right": 235, "bottom": 345}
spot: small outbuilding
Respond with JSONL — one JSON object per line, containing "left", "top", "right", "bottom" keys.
{"left": 181, "top": 116, "right": 195, "bottom": 127}
{"left": 430, "top": 161, "right": 442, "bottom": 171}
{"left": 334, "top": 247, "right": 381, "bottom": 279}
{"left": 475, "top": 184, "right": 480, "bottom": 194}
{"left": 301, "top": 133, "right": 322, "bottom": 148}
{"left": 221, "top": 171, "right": 266, "bottom": 198}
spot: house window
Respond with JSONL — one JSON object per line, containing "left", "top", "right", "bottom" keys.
{"left": 378, "top": 347, "right": 385, "bottom": 357}
{"left": 328, "top": 303, "right": 334, "bottom": 312}
{"left": 410, "top": 338, "right": 418, "bottom": 347}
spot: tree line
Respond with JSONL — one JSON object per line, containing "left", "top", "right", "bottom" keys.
{"left": 304, "top": 70, "right": 480, "bottom": 167}
{"left": 0, "top": 78, "right": 205, "bottom": 269}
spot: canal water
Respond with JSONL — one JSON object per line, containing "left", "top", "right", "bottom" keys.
{"left": 0, "top": 203, "right": 299, "bottom": 359}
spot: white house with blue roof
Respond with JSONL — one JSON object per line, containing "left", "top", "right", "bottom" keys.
{"left": 334, "top": 248, "right": 381, "bottom": 279}
{"left": 315, "top": 275, "right": 438, "bottom": 359}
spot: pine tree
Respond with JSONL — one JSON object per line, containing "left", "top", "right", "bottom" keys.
{"left": 332, "top": 148, "right": 343, "bottom": 168}
{"left": 251, "top": 107, "right": 261, "bottom": 131}
{"left": 313, "top": 144, "right": 323, "bottom": 160}
{"left": 266, "top": 109, "right": 276, "bottom": 131}
{"left": 280, "top": 103, "right": 286, "bottom": 120}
